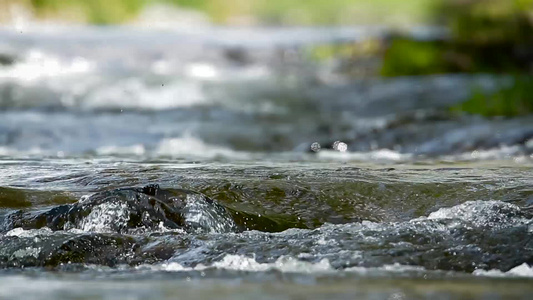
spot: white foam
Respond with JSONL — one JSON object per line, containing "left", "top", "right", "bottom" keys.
{"left": 156, "top": 255, "right": 431, "bottom": 275}
{"left": 155, "top": 255, "right": 332, "bottom": 273}
{"left": 456, "top": 145, "right": 524, "bottom": 161}
{"left": 214, "top": 255, "right": 332, "bottom": 273}
{"left": 5, "top": 227, "right": 52, "bottom": 237}
{"left": 317, "top": 149, "right": 411, "bottom": 162}
{"left": 185, "top": 63, "right": 219, "bottom": 80}
{"left": 473, "top": 263, "right": 533, "bottom": 278}
{"left": 507, "top": 263, "right": 533, "bottom": 277}
{"left": 155, "top": 134, "right": 249, "bottom": 160}
{"left": 345, "top": 263, "right": 426, "bottom": 274}
{"left": 0, "top": 50, "right": 94, "bottom": 82}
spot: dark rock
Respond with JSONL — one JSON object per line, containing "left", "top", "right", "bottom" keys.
{"left": 2, "top": 184, "right": 238, "bottom": 234}
{"left": 0, "top": 53, "right": 16, "bottom": 66}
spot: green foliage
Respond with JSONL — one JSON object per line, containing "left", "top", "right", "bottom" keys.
{"left": 30, "top": 0, "right": 146, "bottom": 24}
{"left": 381, "top": 39, "right": 450, "bottom": 76}
{"left": 453, "top": 76, "right": 533, "bottom": 117}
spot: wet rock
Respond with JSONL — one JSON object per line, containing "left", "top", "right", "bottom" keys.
{"left": 2, "top": 184, "right": 238, "bottom": 234}
{"left": 0, "top": 230, "right": 185, "bottom": 268}
{"left": 0, "top": 232, "right": 137, "bottom": 268}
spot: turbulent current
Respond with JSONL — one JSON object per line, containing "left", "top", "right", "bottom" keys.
{"left": 0, "top": 22, "right": 532, "bottom": 300}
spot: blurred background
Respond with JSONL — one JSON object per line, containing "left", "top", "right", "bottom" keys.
{"left": 0, "top": 0, "right": 532, "bottom": 160}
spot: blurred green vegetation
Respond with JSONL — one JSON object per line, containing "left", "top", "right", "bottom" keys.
{"left": 443, "top": 0, "right": 533, "bottom": 45}
{"left": 381, "top": 39, "right": 450, "bottom": 76}
{"left": 309, "top": 40, "right": 381, "bottom": 62}
{"left": 383, "top": 0, "right": 533, "bottom": 75}
{"left": 452, "top": 76, "right": 533, "bottom": 117}
{"left": 445, "top": 0, "right": 533, "bottom": 117}
{"left": 17, "top": 0, "right": 436, "bottom": 25}
{"left": 382, "top": 0, "right": 533, "bottom": 117}
{"left": 29, "top": 0, "right": 145, "bottom": 24}
{"left": 250, "top": 0, "right": 434, "bottom": 26}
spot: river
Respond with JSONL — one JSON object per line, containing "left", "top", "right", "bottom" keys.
{"left": 0, "top": 23, "right": 532, "bottom": 300}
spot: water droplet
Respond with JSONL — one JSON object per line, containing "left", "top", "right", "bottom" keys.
{"left": 310, "top": 142, "right": 321, "bottom": 152}
{"left": 332, "top": 141, "right": 347, "bottom": 152}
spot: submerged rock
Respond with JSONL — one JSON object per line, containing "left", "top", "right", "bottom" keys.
{"left": 2, "top": 184, "right": 238, "bottom": 234}
{"left": 0, "top": 53, "right": 16, "bottom": 66}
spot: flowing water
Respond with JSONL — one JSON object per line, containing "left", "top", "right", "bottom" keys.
{"left": 0, "top": 22, "right": 532, "bottom": 300}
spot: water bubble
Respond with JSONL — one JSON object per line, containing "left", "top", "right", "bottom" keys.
{"left": 310, "top": 142, "right": 321, "bottom": 152}
{"left": 332, "top": 141, "right": 348, "bottom": 152}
